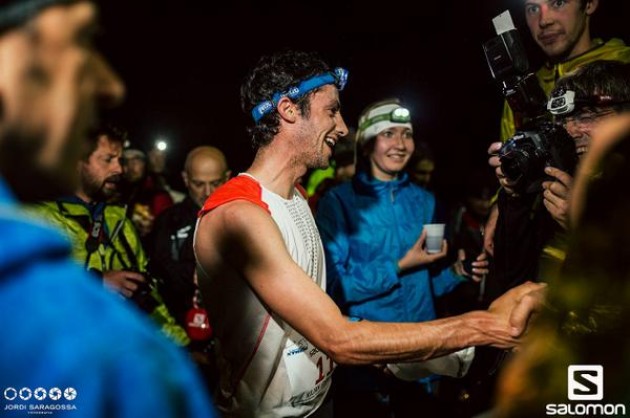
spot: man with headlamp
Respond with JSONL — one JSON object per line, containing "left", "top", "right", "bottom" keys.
{"left": 485, "top": 0, "right": 630, "bottom": 258}
{"left": 194, "top": 50, "right": 544, "bottom": 418}
{"left": 543, "top": 60, "right": 630, "bottom": 229}
{"left": 487, "top": 60, "right": 630, "bottom": 301}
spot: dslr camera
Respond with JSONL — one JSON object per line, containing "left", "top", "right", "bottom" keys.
{"left": 483, "top": 11, "right": 577, "bottom": 193}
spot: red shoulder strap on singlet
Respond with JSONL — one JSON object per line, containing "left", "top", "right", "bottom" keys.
{"left": 295, "top": 183, "right": 308, "bottom": 199}
{"left": 198, "top": 175, "right": 270, "bottom": 218}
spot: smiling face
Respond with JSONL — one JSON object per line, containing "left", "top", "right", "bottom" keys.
{"left": 560, "top": 107, "right": 617, "bottom": 159}
{"left": 369, "top": 126, "right": 415, "bottom": 181}
{"left": 570, "top": 113, "right": 630, "bottom": 227}
{"left": 0, "top": 1, "right": 125, "bottom": 201}
{"left": 524, "top": 0, "right": 597, "bottom": 61}
{"left": 296, "top": 84, "right": 349, "bottom": 170}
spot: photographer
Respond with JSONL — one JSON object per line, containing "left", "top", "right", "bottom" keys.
{"left": 542, "top": 61, "right": 630, "bottom": 228}
{"left": 484, "top": 0, "right": 630, "bottom": 256}
{"left": 487, "top": 60, "right": 630, "bottom": 299}
{"left": 500, "top": 0, "right": 630, "bottom": 141}
{"left": 30, "top": 125, "right": 189, "bottom": 346}
{"left": 496, "top": 101, "right": 630, "bottom": 418}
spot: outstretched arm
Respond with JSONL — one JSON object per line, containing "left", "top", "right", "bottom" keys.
{"left": 196, "top": 201, "right": 543, "bottom": 365}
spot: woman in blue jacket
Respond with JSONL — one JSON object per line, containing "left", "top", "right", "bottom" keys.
{"left": 316, "top": 98, "right": 487, "bottom": 417}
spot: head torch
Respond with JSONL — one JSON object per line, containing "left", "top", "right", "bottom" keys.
{"left": 359, "top": 107, "right": 412, "bottom": 130}
{"left": 548, "top": 88, "right": 630, "bottom": 117}
{"left": 251, "top": 67, "right": 348, "bottom": 124}
{"left": 547, "top": 89, "right": 576, "bottom": 116}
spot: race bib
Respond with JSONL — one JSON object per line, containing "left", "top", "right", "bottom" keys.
{"left": 283, "top": 332, "right": 335, "bottom": 403}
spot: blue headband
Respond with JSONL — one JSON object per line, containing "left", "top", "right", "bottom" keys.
{"left": 251, "top": 67, "right": 348, "bottom": 124}
{"left": 0, "top": 0, "right": 78, "bottom": 32}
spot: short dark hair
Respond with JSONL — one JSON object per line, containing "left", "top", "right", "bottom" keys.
{"left": 82, "top": 124, "right": 127, "bottom": 160}
{"left": 553, "top": 61, "right": 630, "bottom": 112}
{"left": 551, "top": 61, "right": 630, "bottom": 116}
{"left": 240, "top": 50, "right": 331, "bottom": 150}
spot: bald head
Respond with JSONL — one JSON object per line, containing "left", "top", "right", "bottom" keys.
{"left": 182, "top": 146, "right": 230, "bottom": 208}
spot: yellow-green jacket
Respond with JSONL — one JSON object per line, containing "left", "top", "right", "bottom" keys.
{"left": 500, "top": 38, "right": 630, "bottom": 141}
{"left": 31, "top": 198, "right": 189, "bottom": 346}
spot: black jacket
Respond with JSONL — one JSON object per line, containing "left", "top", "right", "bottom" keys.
{"left": 149, "top": 197, "right": 199, "bottom": 327}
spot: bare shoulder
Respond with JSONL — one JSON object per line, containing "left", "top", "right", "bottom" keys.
{"left": 197, "top": 200, "right": 274, "bottom": 241}
{"left": 196, "top": 200, "right": 288, "bottom": 266}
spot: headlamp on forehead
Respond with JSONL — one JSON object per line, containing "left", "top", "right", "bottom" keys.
{"left": 547, "top": 89, "right": 576, "bottom": 116}
{"left": 0, "top": 0, "right": 78, "bottom": 33}
{"left": 359, "top": 107, "right": 412, "bottom": 130}
{"left": 548, "top": 88, "right": 630, "bottom": 117}
{"left": 251, "top": 67, "right": 349, "bottom": 124}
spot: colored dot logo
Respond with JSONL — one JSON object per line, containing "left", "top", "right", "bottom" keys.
{"left": 33, "top": 387, "right": 47, "bottom": 401}
{"left": 3, "top": 387, "right": 17, "bottom": 401}
{"left": 63, "top": 387, "right": 77, "bottom": 401}
{"left": 48, "top": 387, "right": 62, "bottom": 401}
{"left": 18, "top": 387, "right": 32, "bottom": 401}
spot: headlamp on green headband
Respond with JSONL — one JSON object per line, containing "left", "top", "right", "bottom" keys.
{"left": 359, "top": 107, "right": 411, "bottom": 130}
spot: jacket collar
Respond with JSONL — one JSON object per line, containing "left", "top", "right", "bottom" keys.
{"left": 352, "top": 170, "right": 410, "bottom": 197}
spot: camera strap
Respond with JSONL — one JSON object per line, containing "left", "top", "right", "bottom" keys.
{"left": 85, "top": 202, "right": 105, "bottom": 255}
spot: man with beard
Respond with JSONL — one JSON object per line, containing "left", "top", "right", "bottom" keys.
{"left": 0, "top": 1, "right": 214, "bottom": 416}
{"left": 194, "top": 49, "right": 545, "bottom": 418}
{"left": 31, "top": 125, "right": 190, "bottom": 346}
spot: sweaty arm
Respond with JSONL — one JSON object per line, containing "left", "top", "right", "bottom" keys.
{"left": 195, "top": 201, "right": 542, "bottom": 365}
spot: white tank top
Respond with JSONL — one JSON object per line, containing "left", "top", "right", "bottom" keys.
{"left": 196, "top": 173, "right": 332, "bottom": 417}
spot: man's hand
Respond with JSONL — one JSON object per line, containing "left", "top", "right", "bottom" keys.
{"left": 508, "top": 284, "right": 547, "bottom": 338}
{"left": 397, "top": 229, "right": 447, "bottom": 273}
{"left": 453, "top": 250, "right": 489, "bottom": 282}
{"left": 488, "top": 142, "right": 519, "bottom": 196}
{"left": 103, "top": 270, "right": 146, "bottom": 298}
{"left": 542, "top": 166, "right": 573, "bottom": 230}
{"left": 488, "top": 282, "right": 547, "bottom": 338}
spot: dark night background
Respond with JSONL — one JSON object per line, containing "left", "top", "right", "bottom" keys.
{"left": 99, "top": 0, "right": 630, "bottom": 206}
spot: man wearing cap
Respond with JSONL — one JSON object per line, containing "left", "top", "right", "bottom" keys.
{"left": 316, "top": 98, "right": 486, "bottom": 417}
{"left": 194, "top": 50, "right": 544, "bottom": 418}
{"left": 0, "top": 1, "right": 215, "bottom": 416}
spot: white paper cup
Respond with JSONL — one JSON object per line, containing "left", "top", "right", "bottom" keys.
{"left": 423, "top": 223, "right": 445, "bottom": 254}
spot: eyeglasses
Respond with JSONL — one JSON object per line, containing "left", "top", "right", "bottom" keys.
{"left": 556, "top": 109, "right": 617, "bottom": 127}
{"left": 359, "top": 107, "right": 411, "bottom": 130}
